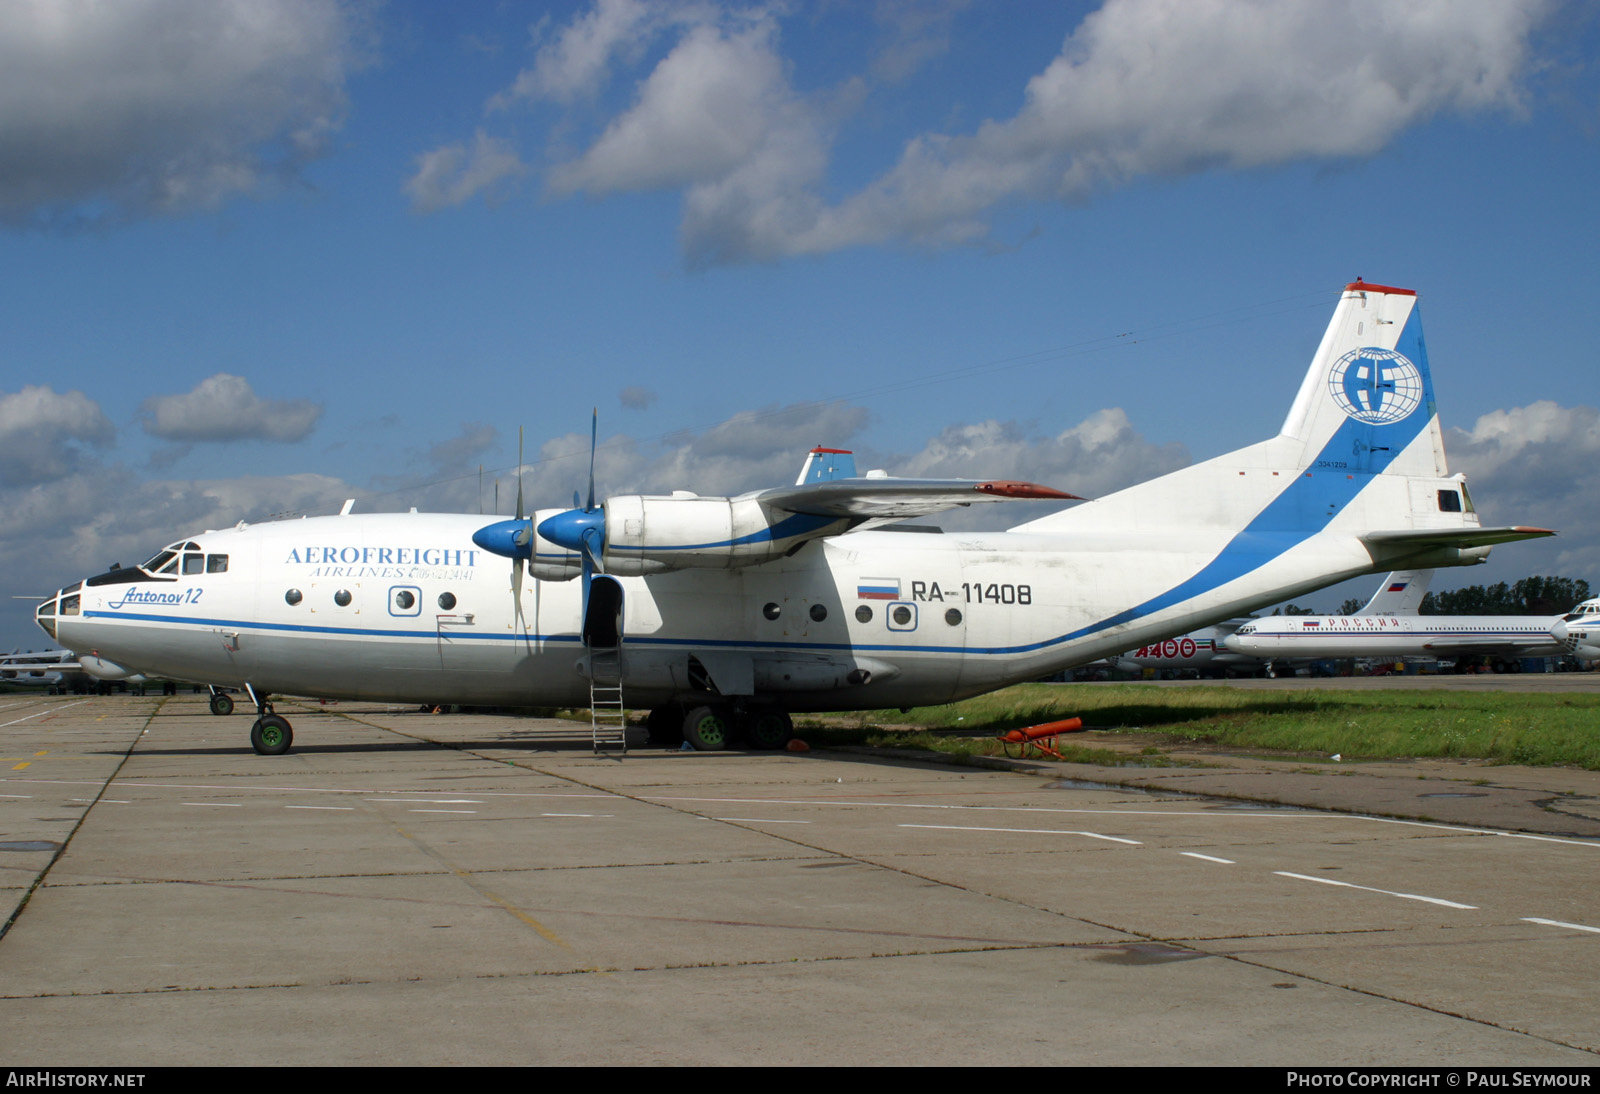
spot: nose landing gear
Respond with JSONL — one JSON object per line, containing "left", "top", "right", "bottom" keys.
{"left": 244, "top": 684, "right": 293, "bottom": 755}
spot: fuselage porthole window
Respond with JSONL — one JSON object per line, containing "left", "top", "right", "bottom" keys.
{"left": 809, "top": 604, "right": 827, "bottom": 622}
{"left": 945, "top": 608, "right": 963, "bottom": 626}
{"left": 763, "top": 602, "right": 781, "bottom": 620}
{"left": 285, "top": 589, "right": 302, "bottom": 606}
{"left": 438, "top": 592, "right": 456, "bottom": 611}
{"left": 395, "top": 589, "right": 416, "bottom": 610}
{"left": 855, "top": 605, "right": 873, "bottom": 623}
{"left": 334, "top": 589, "right": 352, "bottom": 607}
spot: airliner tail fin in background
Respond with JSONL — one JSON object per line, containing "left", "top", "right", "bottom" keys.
{"left": 1357, "top": 570, "right": 1433, "bottom": 615}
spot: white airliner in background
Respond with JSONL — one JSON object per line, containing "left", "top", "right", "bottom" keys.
{"left": 0, "top": 649, "right": 89, "bottom": 692}
{"left": 1112, "top": 569, "right": 1434, "bottom": 676}
{"left": 34, "top": 281, "right": 1552, "bottom": 755}
{"left": 1226, "top": 593, "right": 1600, "bottom": 671}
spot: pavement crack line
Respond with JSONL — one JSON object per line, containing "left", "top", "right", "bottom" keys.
{"left": 0, "top": 697, "right": 167, "bottom": 944}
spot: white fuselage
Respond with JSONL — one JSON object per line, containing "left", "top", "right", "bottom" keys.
{"left": 1112, "top": 627, "right": 1259, "bottom": 672}
{"left": 44, "top": 508, "right": 1398, "bottom": 711}
{"left": 1224, "top": 614, "right": 1569, "bottom": 661}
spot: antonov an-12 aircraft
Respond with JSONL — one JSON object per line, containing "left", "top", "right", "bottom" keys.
{"left": 34, "top": 282, "right": 1553, "bottom": 755}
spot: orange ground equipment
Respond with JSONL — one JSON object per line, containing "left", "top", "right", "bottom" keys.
{"left": 998, "top": 717, "right": 1085, "bottom": 760}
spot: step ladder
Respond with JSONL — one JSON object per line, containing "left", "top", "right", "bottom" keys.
{"left": 588, "top": 645, "right": 627, "bottom": 754}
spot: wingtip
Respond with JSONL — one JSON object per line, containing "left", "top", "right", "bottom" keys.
{"left": 974, "top": 481, "right": 1084, "bottom": 501}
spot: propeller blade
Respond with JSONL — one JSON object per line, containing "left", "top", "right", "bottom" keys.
{"left": 585, "top": 408, "right": 597, "bottom": 512}
{"left": 515, "top": 426, "right": 525, "bottom": 522}
{"left": 580, "top": 525, "right": 605, "bottom": 575}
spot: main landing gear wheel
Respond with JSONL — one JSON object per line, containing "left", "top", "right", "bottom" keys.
{"left": 683, "top": 705, "right": 731, "bottom": 752}
{"left": 250, "top": 714, "right": 293, "bottom": 756}
{"left": 209, "top": 692, "right": 234, "bottom": 716}
{"left": 746, "top": 709, "right": 793, "bottom": 750}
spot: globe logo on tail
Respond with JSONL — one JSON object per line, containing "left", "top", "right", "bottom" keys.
{"left": 1328, "top": 348, "right": 1423, "bottom": 424}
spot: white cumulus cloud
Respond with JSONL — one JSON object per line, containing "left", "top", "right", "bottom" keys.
{"left": 1447, "top": 400, "right": 1600, "bottom": 583}
{"left": 466, "top": 0, "right": 1553, "bottom": 265}
{"left": 548, "top": 15, "right": 802, "bottom": 196}
{"left": 0, "top": 0, "right": 363, "bottom": 227}
{"left": 403, "top": 131, "right": 527, "bottom": 213}
{"left": 138, "top": 374, "right": 324, "bottom": 444}
{"left": 0, "top": 385, "right": 115, "bottom": 486}
{"left": 783, "top": 0, "right": 1551, "bottom": 255}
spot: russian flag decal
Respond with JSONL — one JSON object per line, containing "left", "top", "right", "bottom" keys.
{"left": 857, "top": 577, "right": 900, "bottom": 600}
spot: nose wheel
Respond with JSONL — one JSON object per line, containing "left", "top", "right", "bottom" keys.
{"left": 250, "top": 714, "right": 294, "bottom": 755}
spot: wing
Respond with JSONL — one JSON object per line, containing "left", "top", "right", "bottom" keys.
{"left": 757, "top": 478, "right": 1081, "bottom": 520}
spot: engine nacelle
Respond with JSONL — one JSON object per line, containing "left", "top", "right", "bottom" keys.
{"left": 602, "top": 494, "right": 849, "bottom": 572}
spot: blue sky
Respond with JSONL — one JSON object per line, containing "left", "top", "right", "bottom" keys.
{"left": 3, "top": 0, "right": 1598, "bottom": 649}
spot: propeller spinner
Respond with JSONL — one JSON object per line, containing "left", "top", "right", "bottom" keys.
{"left": 470, "top": 427, "right": 536, "bottom": 614}
{"left": 536, "top": 409, "right": 606, "bottom": 574}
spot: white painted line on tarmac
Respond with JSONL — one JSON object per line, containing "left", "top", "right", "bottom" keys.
{"left": 0, "top": 793, "right": 31, "bottom": 798}
{"left": 650, "top": 795, "right": 1600, "bottom": 851}
{"left": 653, "top": 795, "right": 1313, "bottom": 819}
{"left": 182, "top": 802, "right": 242, "bottom": 808}
{"left": 1182, "top": 852, "right": 1236, "bottom": 864}
{"left": 1274, "top": 871, "right": 1476, "bottom": 909}
{"left": 1522, "top": 917, "right": 1600, "bottom": 935}
{"left": 900, "top": 823, "right": 1141, "bottom": 844}
{"left": 715, "top": 817, "right": 810, "bottom": 824}
{"left": 0, "top": 699, "right": 94, "bottom": 729}
{"left": 0, "top": 778, "right": 608, "bottom": 802}
{"left": 370, "top": 797, "right": 483, "bottom": 804}
{"left": 408, "top": 808, "right": 476, "bottom": 814}
{"left": 286, "top": 805, "right": 355, "bottom": 811}
{"left": 539, "top": 812, "right": 613, "bottom": 818}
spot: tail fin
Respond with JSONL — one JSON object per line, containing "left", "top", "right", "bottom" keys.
{"left": 997, "top": 280, "right": 1550, "bottom": 644}
{"left": 1355, "top": 569, "right": 1433, "bottom": 615}
{"left": 1277, "top": 281, "right": 1448, "bottom": 479}
{"left": 1014, "top": 281, "right": 1548, "bottom": 567}
{"left": 1014, "top": 280, "right": 1455, "bottom": 539}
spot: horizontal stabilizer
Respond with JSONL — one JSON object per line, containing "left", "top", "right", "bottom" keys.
{"left": 1361, "top": 526, "right": 1556, "bottom": 550}
{"left": 758, "top": 478, "right": 1081, "bottom": 520}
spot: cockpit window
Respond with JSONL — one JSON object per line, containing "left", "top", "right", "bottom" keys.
{"left": 182, "top": 553, "right": 204, "bottom": 575}
{"left": 156, "top": 555, "right": 179, "bottom": 575}
{"left": 206, "top": 554, "right": 229, "bottom": 573}
{"left": 143, "top": 550, "right": 176, "bottom": 572}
